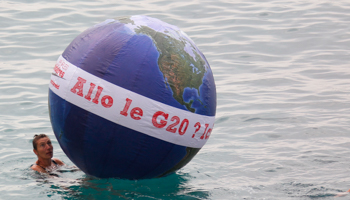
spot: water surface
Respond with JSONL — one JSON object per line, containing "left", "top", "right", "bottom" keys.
{"left": 1, "top": 0, "right": 350, "bottom": 199}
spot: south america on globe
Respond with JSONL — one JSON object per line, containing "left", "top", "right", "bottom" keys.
{"left": 48, "top": 15, "right": 216, "bottom": 179}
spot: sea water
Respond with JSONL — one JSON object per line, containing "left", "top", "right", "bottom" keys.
{"left": 1, "top": 0, "right": 350, "bottom": 199}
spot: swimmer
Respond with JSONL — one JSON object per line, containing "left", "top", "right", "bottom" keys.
{"left": 30, "top": 134, "right": 64, "bottom": 174}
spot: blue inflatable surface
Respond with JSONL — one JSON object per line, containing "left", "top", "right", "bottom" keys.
{"left": 48, "top": 15, "right": 216, "bottom": 179}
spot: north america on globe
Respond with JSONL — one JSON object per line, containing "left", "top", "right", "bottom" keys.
{"left": 118, "top": 16, "right": 209, "bottom": 113}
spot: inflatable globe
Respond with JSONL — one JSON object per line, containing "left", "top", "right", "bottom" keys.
{"left": 48, "top": 15, "right": 216, "bottom": 179}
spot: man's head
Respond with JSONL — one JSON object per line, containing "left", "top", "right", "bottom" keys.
{"left": 32, "top": 134, "right": 49, "bottom": 150}
{"left": 32, "top": 134, "right": 53, "bottom": 159}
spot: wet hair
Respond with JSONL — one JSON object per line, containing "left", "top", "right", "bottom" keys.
{"left": 32, "top": 134, "right": 50, "bottom": 150}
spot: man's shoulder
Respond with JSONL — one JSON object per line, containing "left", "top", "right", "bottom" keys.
{"left": 52, "top": 158, "right": 64, "bottom": 166}
{"left": 30, "top": 164, "right": 46, "bottom": 173}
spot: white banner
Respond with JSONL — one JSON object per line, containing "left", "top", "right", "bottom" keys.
{"left": 49, "top": 55, "right": 215, "bottom": 148}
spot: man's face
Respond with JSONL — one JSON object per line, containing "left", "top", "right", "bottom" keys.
{"left": 34, "top": 137, "right": 53, "bottom": 159}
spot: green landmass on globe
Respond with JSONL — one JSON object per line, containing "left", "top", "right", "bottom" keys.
{"left": 119, "top": 17, "right": 207, "bottom": 112}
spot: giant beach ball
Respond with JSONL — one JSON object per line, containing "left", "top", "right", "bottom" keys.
{"left": 48, "top": 15, "right": 216, "bottom": 179}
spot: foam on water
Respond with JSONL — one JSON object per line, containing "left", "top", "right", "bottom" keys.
{"left": 1, "top": 0, "right": 350, "bottom": 199}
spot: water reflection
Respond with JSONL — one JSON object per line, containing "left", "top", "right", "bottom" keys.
{"left": 30, "top": 170, "right": 210, "bottom": 199}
